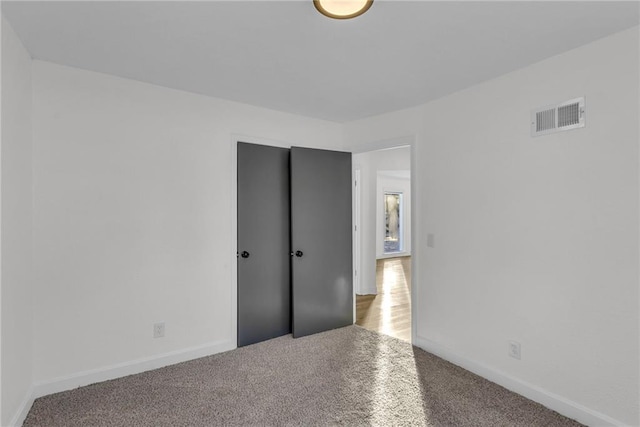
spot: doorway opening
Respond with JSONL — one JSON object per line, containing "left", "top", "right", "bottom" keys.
{"left": 353, "top": 144, "right": 413, "bottom": 343}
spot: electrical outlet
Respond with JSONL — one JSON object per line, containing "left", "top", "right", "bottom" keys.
{"left": 508, "top": 340, "right": 521, "bottom": 360}
{"left": 153, "top": 322, "right": 165, "bottom": 338}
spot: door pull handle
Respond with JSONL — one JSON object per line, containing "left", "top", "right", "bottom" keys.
{"left": 295, "top": 250, "right": 304, "bottom": 257}
{"left": 241, "top": 251, "right": 250, "bottom": 258}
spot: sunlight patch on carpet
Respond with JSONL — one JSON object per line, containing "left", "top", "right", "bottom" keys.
{"left": 371, "top": 336, "right": 428, "bottom": 425}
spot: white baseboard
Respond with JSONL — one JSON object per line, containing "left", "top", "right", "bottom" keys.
{"left": 32, "top": 339, "right": 235, "bottom": 400}
{"left": 9, "top": 339, "right": 234, "bottom": 425}
{"left": 8, "top": 386, "right": 35, "bottom": 427}
{"left": 12, "top": 337, "right": 624, "bottom": 426}
{"left": 413, "top": 335, "right": 624, "bottom": 427}
{"left": 376, "top": 251, "right": 411, "bottom": 260}
{"left": 356, "top": 284, "right": 377, "bottom": 296}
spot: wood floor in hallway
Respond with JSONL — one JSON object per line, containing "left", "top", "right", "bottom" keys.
{"left": 355, "top": 256, "right": 411, "bottom": 342}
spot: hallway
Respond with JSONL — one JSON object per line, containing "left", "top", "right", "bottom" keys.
{"left": 355, "top": 256, "right": 411, "bottom": 342}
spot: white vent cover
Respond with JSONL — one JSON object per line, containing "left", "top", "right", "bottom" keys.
{"left": 531, "top": 97, "right": 585, "bottom": 137}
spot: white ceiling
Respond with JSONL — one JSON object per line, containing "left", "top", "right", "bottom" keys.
{"left": 3, "top": 1, "right": 638, "bottom": 122}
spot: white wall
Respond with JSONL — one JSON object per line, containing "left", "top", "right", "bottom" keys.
{"left": 3, "top": 15, "right": 638, "bottom": 427}
{"left": 345, "top": 27, "right": 640, "bottom": 426}
{"left": 31, "top": 61, "right": 343, "bottom": 387}
{"left": 1, "top": 16, "right": 3, "bottom": 426}
{"left": 376, "top": 172, "right": 411, "bottom": 258}
{"left": 1, "top": 16, "right": 34, "bottom": 427}
{"left": 353, "top": 146, "right": 410, "bottom": 295}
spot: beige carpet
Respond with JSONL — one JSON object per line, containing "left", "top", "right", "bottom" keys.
{"left": 25, "top": 326, "right": 582, "bottom": 426}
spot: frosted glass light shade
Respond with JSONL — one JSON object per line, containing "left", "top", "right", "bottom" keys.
{"left": 314, "top": 0, "right": 373, "bottom": 19}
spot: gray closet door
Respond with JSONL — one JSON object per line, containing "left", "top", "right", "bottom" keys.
{"left": 291, "top": 147, "right": 353, "bottom": 338}
{"left": 237, "top": 142, "right": 291, "bottom": 347}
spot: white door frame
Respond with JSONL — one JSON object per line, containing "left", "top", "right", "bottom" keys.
{"left": 351, "top": 135, "right": 417, "bottom": 344}
{"left": 353, "top": 169, "right": 361, "bottom": 293}
{"left": 352, "top": 168, "right": 361, "bottom": 320}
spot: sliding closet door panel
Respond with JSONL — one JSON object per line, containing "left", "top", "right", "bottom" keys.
{"left": 291, "top": 147, "right": 352, "bottom": 338}
{"left": 237, "top": 142, "right": 291, "bottom": 347}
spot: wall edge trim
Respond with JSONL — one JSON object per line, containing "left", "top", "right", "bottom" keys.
{"left": 31, "top": 339, "right": 235, "bottom": 401}
{"left": 413, "top": 335, "right": 625, "bottom": 427}
{"left": 8, "top": 386, "right": 35, "bottom": 427}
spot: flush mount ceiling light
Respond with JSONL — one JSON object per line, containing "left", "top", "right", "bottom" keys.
{"left": 314, "top": 0, "right": 373, "bottom": 19}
